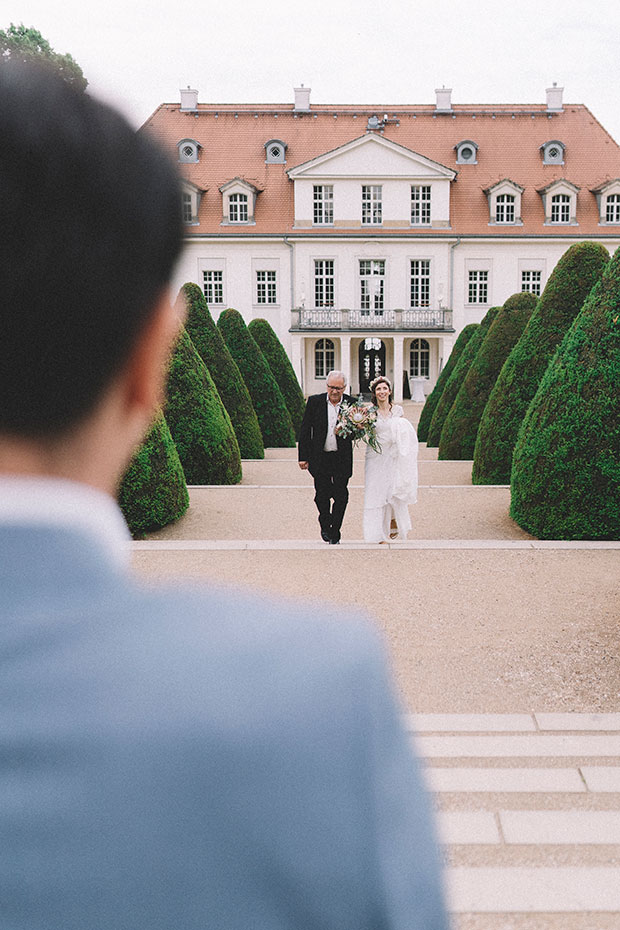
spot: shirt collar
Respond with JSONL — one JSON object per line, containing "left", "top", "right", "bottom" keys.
{"left": 0, "top": 476, "right": 131, "bottom": 570}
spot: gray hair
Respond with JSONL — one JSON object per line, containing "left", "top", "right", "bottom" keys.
{"left": 326, "top": 370, "right": 346, "bottom": 386}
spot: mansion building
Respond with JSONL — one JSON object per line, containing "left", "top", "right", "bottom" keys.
{"left": 143, "top": 84, "right": 620, "bottom": 401}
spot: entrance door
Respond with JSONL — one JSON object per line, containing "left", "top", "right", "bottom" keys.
{"left": 359, "top": 338, "right": 385, "bottom": 394}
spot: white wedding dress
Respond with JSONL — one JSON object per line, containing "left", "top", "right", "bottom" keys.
{"left": 363, "top": 405, "right": 419, "bottom": 543}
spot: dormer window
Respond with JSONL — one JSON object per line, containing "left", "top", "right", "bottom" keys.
{"left": 265, "top": 139, "right": 287, "bottom": 164}
{"left": 219, "top": 178, "right": 260, "bottom": 226}
{"left": 484, "top": 179, "right": 524, "bottom": 226}
{"left": 538, "top": 179, "right": 579, "bottom": 225}
{"left": 177, "top": 138, "right": 201, "bottom": 164}
{"left": 541, "top": 140, "right": 565, "bottom": 165}
{"left": 180, "top": 180, "right": 203, "bottom": 225}
{"left": 591, "top": 179, "right": 620, "bottom": 225}
{"left": 455, "top": 140, "right": 478, "bottom": 164}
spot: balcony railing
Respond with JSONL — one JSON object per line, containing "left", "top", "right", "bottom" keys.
{"left": 291, "top": 307, "right": 453, "bottom": 331}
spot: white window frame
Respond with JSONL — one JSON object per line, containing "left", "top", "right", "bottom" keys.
{"left": 410, "top": 259, "right": 431, "bottom": 308}
{"left": 518, "top": 259, "right": 546, "bottom": 298}
{"left": 540, "top": 180, "right": 579, "bottom": 226}
{"left": 177, "top": 138, "right": 200, "bottom": 164}
{"left": 313, "top": 185, "right": 334, "bottom": 225}
{"left": 198, "top": 260, "right": 226, "bottom": 307}
{"left": 362, "top": 185, "right": 382, "bottom": 225}
{"left": 256, "top": 269, "right": 277, "bottom": 305}
{"left": 485, "top": 180, "right": 523, "bottom": 226}
{"left": 592, "top": 180, "right": 620, "bottom": 225}
{"left": 541, "top": 140, "right": 565, "bottom": 165}
{"left": 467, "top": 269, "right": 489, "bottom": 305}
{"left": 228, "top": 193, "right": 248, "bottom": 223}
{"left": 606, "top": 194, "right": 620, "bottom": 224}
{"left": 359, "top": 259, "right": 385, "bottom": 311}
{"left": 314, "top": 259, "right": 335, "bottom": 308}
{"left": 409, "top": 338, "right": 430, "bottom": 378}
{"left": 180, "top": 181, "right": 202, "bottom": 226}
{"left": 315, "top": 338, "right": 335, "bottom": 379}
{"left": 411, "top": 185, "right": 431, "bottom": 226}
{"left": 521, "top": 270, "right": 542, "bottom": 297}
{"left": 550, "top": 194, "right": 570, "bottom": 224}
{"left": 495, "top": 194, "right": 516, "bottom": 224}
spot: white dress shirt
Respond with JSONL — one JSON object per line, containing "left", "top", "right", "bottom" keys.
{"left": 323, "top": 396, "right": 341, "bottom": 452}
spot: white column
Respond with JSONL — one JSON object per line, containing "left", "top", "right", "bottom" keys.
{"left": 392, "top": 335, "right": 405, "bottom": 402}
{"left": 290, "top": 334, "right": 304, "bottom": 390}
{"left": 340, "top": 336, "right": 352, "bottom": 394}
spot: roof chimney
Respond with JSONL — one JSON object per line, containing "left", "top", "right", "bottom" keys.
{"left": 294, "top": 84, "right": 311, "bottom": 111}
{"left": 180, "top": 86, "right": 198, "bottom": 111}
{"left": 546, "top": 83, "right": 564, "bottom": 112}
{"left": 435, "top": 86, "right": 453, "bottom": 113}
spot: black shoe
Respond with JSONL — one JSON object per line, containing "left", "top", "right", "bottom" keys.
{"left": 321, "top": 530, "right": 331, "bottom": 542}
{"left": 329, "top": 537, "right": 340, "bottom": 545}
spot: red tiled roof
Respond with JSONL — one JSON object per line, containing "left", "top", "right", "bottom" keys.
{"left": 142, "top": 101, "right": 620, "bottom": 236}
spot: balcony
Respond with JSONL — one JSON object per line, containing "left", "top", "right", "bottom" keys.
{"left": 290, "top": 307, "right": 453, "bottom": 331}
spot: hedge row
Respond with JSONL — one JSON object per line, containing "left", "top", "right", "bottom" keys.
{"left": 165, "top": 327, "right": 242, "bottom": 485}
{"left": 510, "top": 247, "right": 620, "bottom": 540}
{"left": 438, "top": 291, "right": 536, "bottom": 460}
{"left": 218, "top": 308, "right": 296, "bottom": 448}
{"left": 426, "top": 307, "right": 500, "bottom": 447}
{"left": 180, "top": 284, "right": 264, "bottom": 459}
{"left": 248, "top": 317, "right": 306, "bottom": 434}
{"left": 417, "top": 323, "right": 478, "bottom": 443}
{"left": 473, "top": 242, "right": 610, "bottom": 484}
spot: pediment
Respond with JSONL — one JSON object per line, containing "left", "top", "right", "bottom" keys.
{"left": 287, "top": 134, "right": 456, "bottom": 181}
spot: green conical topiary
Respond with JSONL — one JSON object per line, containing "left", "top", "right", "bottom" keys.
{"left": 218, "top": 308, "right": 296, "bottom": 448}
{"left": 178, "top": 283, "right": 264, "bottom": 459}
{"left": 438, "top": 292, "right": 536, "bottom": 460}
{"left": 117, "top": 410, "right": 189, "bottom": 539}
{"left": 473, "top": 242, "right": 610, "bottom": 484}
{"left": 417, "top": 324, "right": 478, "bottom": 443}
{"left": 510, "top": 250, "right": 620, "bottom": 540}
{"left": 165, "top": 327, "right": 242, "bottom": 485}
{"left": 426, "top": 307, "right": 500, "bottom": 447}
{"left": 248, "top": 317, "right": 305, "bottom": 434}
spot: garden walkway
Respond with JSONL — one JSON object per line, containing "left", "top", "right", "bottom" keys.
{"left": 131, "top": 401, "right": 620, "bottom": 927}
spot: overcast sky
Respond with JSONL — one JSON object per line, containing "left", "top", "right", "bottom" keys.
{"left": 6, "top": 0, "right": 620, "bottom": 142}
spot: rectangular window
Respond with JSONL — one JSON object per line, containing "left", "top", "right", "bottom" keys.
{"left": 521, "top": 270, "right": 542, "bottom": 297}
{"left": 314, "top": 260, "right": 335, "bottom": 307}
{"left": 496, "top": 194, "right": 515, "bottom": 224}
{"left": 606, "top": 194, "right": 620, "bottom": 223}
{"left": 359, "top": 259, "right": 385, "bottom": 311}
{"left": 362, "top": 185, "right": 382, "bottom": 225}
{"left": 256, "top": 270, "right": 277, "bottom": 304}
{"left": 202, "top": 270, "right": 224, "bottom": 305}
{"left": 550, "top": 194, "right": 570, "bottom": 224}
{"left": 411, "top": 186, "right": 431, "bottom": 225}
{"left": 468, "top": 270, "right": 488, "bottom": 304}
{"left": 182, "top": 192, "right": 193, "bottom": 224}
{"left": 229, "top": 193, "right": 248, "bottom": 223}
{"left": 313, "top": 185, "right": 333, "bottom": 225}
{"left": 410, "top": 260, "right": 431, "bottom": 307}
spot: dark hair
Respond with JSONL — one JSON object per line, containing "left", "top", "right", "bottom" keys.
{"left": 0, "top": 62, "right": 184, "bottom": 437}
{"left": 370, "top": 376, "right": 393, "bottom": 406}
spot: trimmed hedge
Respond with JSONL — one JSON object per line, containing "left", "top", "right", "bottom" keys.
{"left": 165, "top": 327, "right": 242, "bottom": 485}
{"left": 117, "top": 410, "right": 189, "bottom": 539}
{"left": 510, "top": 249, "right": 620, "bottom": 540}
{"left": 426, "top": 307, "right": 500, "bottom": 447}
{"left": 473, "top": 242, "right": 610, "bottom": 484}
{"left": 417, "top": 323, "right": 478, "bottom": 442}
{"left": 438, "top": 292, "right": 536, "bottom": 460}
{"left": 248, "top": 317, "right": 306, "bottom": 434}
{"left": 218, "top": 308, "right": 296, "bottom": 448}
{"left": 178, "top": 283, "right": 264, "bottom": 459}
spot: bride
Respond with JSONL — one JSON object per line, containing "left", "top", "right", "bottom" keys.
{"left": 363, "top": 376, "right": 419, "bottom": 544}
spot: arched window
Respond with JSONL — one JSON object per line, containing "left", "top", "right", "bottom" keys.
{"left": 315, "top": 339, "right": 335, "bottom": 379}
{"left": 409, "top": 339, "right": 430, "bottom": 378}
{"left": 228, "top": 193, "right": 248, "bottom": 223}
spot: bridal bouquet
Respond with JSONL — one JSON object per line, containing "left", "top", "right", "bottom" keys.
{"left": 335, "top": 395, "right": 381, "bottom": 453}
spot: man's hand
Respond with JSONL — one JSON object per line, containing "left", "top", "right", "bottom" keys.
{"left": 298, "top": 461, "right": 309, "bottom": 470}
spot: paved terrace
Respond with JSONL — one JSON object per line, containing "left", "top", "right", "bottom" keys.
{"left": 130, "top": 402, "right": 620, "bottom": 927}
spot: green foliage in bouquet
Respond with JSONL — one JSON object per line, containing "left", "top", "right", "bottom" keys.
{"left": 179, "top": 283, "right": 264, "bottom": 459}
{"left": 438, "top": 292, "right": 536, "bottom": 460}
{"left": 473, "top": 242, "right": 610, "bottom": 484}
{"left": 117, "top": 410, "right": 189, "bottom": 539}
{"left": 165, "top": 327, "right": 242, "bottom": 484}
{"left": 248, "top": 317, "right": 306, "bottom": 434}
{"left": 217, "top": 308, "right": 296, "bottom": 448}
{"left": 426, "top": 307, "right": 500, "bottom": 447}
{"left": 417, "top": 323, "right": 478, "bottom": 443}
{"left": 510, "top": 249, "right": 620, "bottom": 539}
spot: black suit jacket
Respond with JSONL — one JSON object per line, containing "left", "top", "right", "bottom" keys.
{"left": 298, "top": 392, "right": 355, "bottom": 478}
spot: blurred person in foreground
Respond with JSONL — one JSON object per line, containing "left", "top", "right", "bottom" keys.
{"left": 0, "top": 62, "right": 448, "bottom": 930}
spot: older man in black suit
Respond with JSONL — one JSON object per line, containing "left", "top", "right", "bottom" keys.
{"left": 298, "top": 371, "right": 355, "bottom": 544}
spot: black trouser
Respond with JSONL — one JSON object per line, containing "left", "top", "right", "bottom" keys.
{"left": 312, "top": 452, "right": 350, "bottom": 542}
